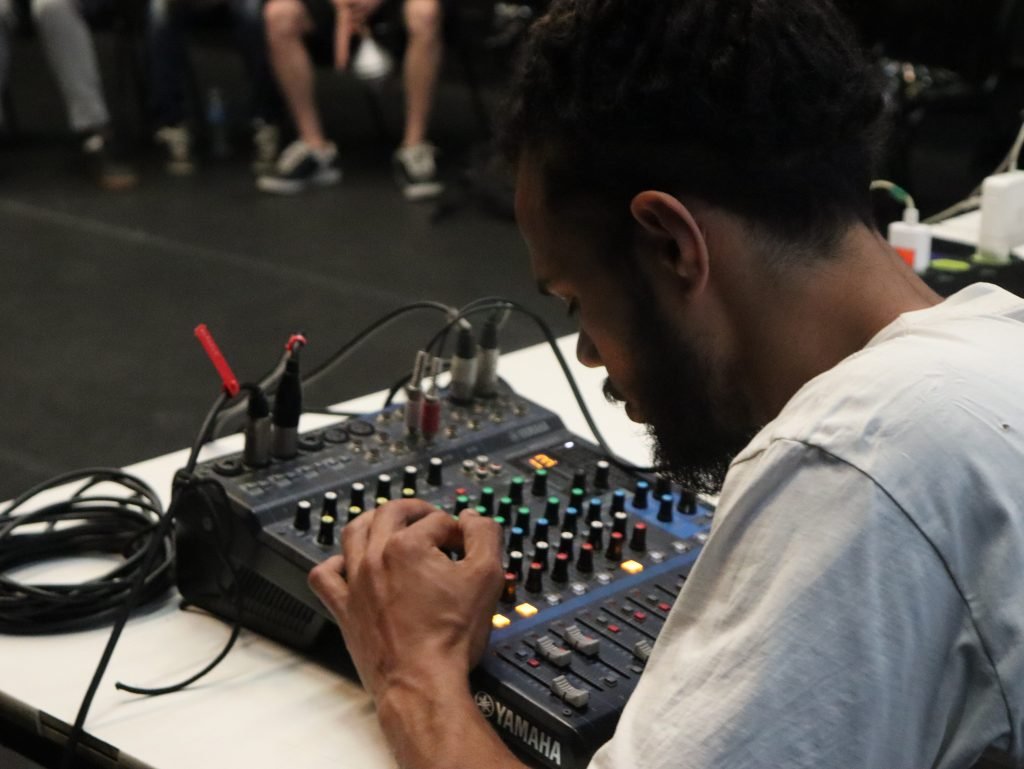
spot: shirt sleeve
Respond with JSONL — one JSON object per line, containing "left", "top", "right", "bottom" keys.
{"left": 590, "top": 439, "right": 999, "bottom": 769}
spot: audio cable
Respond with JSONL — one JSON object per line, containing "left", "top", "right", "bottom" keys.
{"left": 58, "top": 391, "right": 229, "bottom": 769}
{"left": 211, "top": 301, "right": 458, "bottom": 438}
{"left": 383, "top": 298, "right": 657, "bottom": 474}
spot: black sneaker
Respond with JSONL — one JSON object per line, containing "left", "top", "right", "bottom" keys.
{"left": 256, "top": 140, "right": 341, "bottom": 194}
{"left": 81, "top": 133, "right": 138, "bottom": 191}
{"left": 393, "top": 143, "right": 444, "bottom": 201}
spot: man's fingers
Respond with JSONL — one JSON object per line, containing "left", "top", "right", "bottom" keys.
{"left": 308, "top": 555, "right": 349, "bottom": 621}
{"left": 365, "top": 498, "right": 441, "bottom": 555}
{"left": 404, "top": 509, "right": 461, "bottom": 551}
{"left": 459, "top": 509, "right": 504, "bottom": 566}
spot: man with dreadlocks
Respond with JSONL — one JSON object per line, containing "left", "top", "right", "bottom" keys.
{"left": 308, "top": 1, "right": 1024, "bottom": 767}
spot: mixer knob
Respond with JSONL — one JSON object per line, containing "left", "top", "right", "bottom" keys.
{"left": 349, "top": 481, "right": 366, "bottom": 511}
{"left": 427, "top": 457, "right": 443, "bottom": 486}
{"left": 317, "top": 515, "right": 336, "bottom": 547}
{"left": 461, "top": 459, "right": 476, "bottom": 475}
{"left": 533, "top": 518, "right": 550, "bottom": 545}
{"left": 569, "top": 487, "right": 585, "bottom": 511}
{"left": 402, "top": 465, "right": 418, "bottom": 494}
{"left": 629, "top": 521, "right": 648, "bottom": 552}
{"left": 293, "top": 499, "right": 312, "bottom": 531}
{"left": 321, "top": 491, "right": 339, "bottom": 520}
{"left": 535, "top": 636, "right": 572, "bottom": 668}
{"left": 531, "top": 469, "right": 549, "bottom": 497}
{"left": 587, "top": 520, "right": 605, "bottom": 551}
{"left": 678, "top": 488, "right": 698, "bottom": 515}
{"left": 479, "top": 486, "right": 495, "bottom": 516}
{"left": 571, "top": 468, "right": 587, "bottom": 495}
{"left": 605, "top": 531, "right": 624, "bottom": 562}
{"left": 501, "top": 572, "right": 518, "bottom": 604}
{"left": 551, "top": 552, "right": 570, "bottom": 583}
{"left": 532, "top": 541, "right": 550, "bottom": 570}
{"left": 558, "top": 530, "right": 575, "bottom": 559}
{"left": 525, "top": 561, "right": 544, "bottom": 594}
{"left": 587, "top": 497, "right": 603, "bottom": 524}
{"left": 514, "top": 506, "right": 532, "bottom": 534}
{"left": 633, "top": 479, "right": 651, "bottom": 509}
{"left": 577, "top": 542, "right": 595, "bottom": 573}
{"left": 509, "top": 476, "right": 525, "bottom": 505}
{"left": 507, "top": 551, "right": 524, "bottom": 581}
{"left": 402, "top": 487, "right": 417, "bottom": 499}
{"left": 563, "top": 625, "right": 600, "bottom": 657}
{"left": 508, "top": 526, "right": 525, "bottom": 554}
{"left": 497, "top": 496, "right": 513, "bottom": 521}
{"left": 544, "top": 496, "right": 561, "bottom": 527}
{"left": 562, "top": 507, "right": 580, "bottom": 534}
{"left": 347, "top": 505, "right": 362, "bottom": 523}
{"left": 611, "top": 489, "right": 626, "bottom": 513}
{"left": 654, "top": 476, "right": 672, "bottom": 498}
{"left": 551, "top": 675, "right": 589, "bottom": 709}
{"left": 612, "top": 511, "right": 628, "bottom": 535}
{"left": 376, "top": 474, "right": 392, "bottom": 501}
{"left": 594, "top": 460, "right": 611, "bottom": 490}
{"left": 657, "top": 493, "right": 674, "bottom": 523}
{"left": 633, "top": 639, "right": 653, "bottom": 663}
{"left": 455, "top": 495, "right": 470, "bottom": 514}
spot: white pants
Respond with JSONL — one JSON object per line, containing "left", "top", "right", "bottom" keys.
{"left": 0, "top": 0, "right": 109, "bottom": 132}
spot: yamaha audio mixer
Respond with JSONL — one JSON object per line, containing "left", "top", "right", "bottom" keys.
{"left": 173, "top": 384, "right": 714, "bottom": 769}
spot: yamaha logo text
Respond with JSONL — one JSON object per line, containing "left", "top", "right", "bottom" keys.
{"left": 474, "top": 692, "right": 563, "bottom": 766}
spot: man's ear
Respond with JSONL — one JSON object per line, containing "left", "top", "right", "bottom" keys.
{"left": 629, "top": 191, "right": 710, "bottom": 294}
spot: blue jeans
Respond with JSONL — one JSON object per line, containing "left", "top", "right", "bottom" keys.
{"left": 147, "top": 0, "right": 281, "bottom": 127}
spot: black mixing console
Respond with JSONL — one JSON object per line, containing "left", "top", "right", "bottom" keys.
{"left": 173, "top": 384, "right": 714, "bottom": 769}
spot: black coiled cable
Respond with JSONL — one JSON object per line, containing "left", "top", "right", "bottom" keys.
{"left": 0, "top": 469, "right": 174, "bottom": 634}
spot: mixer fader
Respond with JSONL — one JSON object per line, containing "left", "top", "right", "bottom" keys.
{"left": 174, "top": 384, "right": 713, "bottom": 769}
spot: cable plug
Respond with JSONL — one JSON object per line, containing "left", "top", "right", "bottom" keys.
{"left": 449, "top": 324, "right": 478, "bottom": 405}
{"left": 272, "top": 354, "right": 303, "bottom": 460}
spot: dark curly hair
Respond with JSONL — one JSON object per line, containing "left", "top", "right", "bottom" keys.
{"left": 501, "top": 0, "right": 888, "bottom": 256}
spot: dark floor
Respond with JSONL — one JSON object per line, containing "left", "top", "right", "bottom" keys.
{"left": 0, "top": 34, "right": 578, "bottom": 503}
{"left": 0, "top": 24, "right": 1018, "bottom": 504}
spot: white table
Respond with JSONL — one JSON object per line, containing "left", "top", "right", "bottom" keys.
{"left": 0, "top": 336, "right": 652, "bottom": 769}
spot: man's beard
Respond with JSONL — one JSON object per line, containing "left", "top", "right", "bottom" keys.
{"left": 604, "top": 298, "right": 758, "bottom": 495}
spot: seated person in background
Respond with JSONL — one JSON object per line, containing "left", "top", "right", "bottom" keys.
{"left": 147, "top": 0, "right": 283, "bottom": 175}
{"left": 308, "top": 1, "right": 1024, "bottom": 768}
{"left": 0, "top": 0, "right": 135, "bottom": 188}
{"left": 257, "top": 0, "right": 444, "bottom": 199}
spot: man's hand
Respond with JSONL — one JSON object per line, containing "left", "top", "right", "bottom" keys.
{"left": 308, "top": 501, "right": 504, "bottom": 700}
{"left": 331, "top": 0, "right": 385, "bottom": 70}
{"left": 309, "top": 502, "right": 532, "bottom": 769}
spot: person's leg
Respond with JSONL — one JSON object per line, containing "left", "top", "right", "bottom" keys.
{"left": 29, "top": 0, "right": 135, "bottom": 188}
{"left": 400, "top": 0, "right": 441, "bottom": 148}
{"left": 146, "top": 0, "right": 189, "bottom": 128}
{"left": 0, "top": 0, "right": 11, "bottom": 129}
{"left": 264, "top": 0, "right": 326, "bottom": 148}
{"left": 231, "top": 0, "right": 282, "bottom": 125}
{"left": 147, "top": 0, "right": 194, "bottom": 174}
{"left": 29, "top": 0, "right": 109, "bottom": 133}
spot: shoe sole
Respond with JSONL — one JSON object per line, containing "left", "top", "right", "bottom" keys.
{"left": 402, "top": 180, "right": 444, "bottom": 202}
{"left": 257, "top": 168, "right": 342, "bottom": 195}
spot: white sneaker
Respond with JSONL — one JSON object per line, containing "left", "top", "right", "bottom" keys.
{"left": 154, "top": 124, "right": 195, "bottom": 176}
{"left": 256, "top": 140, "right": 342, "bottom": 194}
{"left": 393, "top": 143, "right": 444, "bottom": 201}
